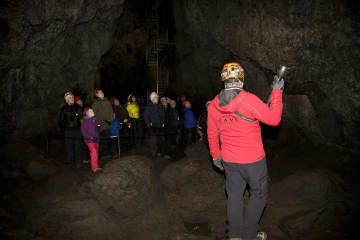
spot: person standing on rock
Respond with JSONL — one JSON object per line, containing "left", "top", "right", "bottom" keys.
{"left": 92, "top": 88, "right": 114, "bottom": 159}
{"left": 144, "top": 92, "right": 165, "bottom": 157}
{"left": 58, "top": 91, "right": 83, "bottom": 167}
{"left": 74, "top": 96, "right": 83, "bottom": 108}
{"left": 80, "top": 107, "right": 102, "bottom": 173}
{"left": 168, "top": 99, "right": 181, "bottom": 146}
{"left": 207, "top": 62, "right": 284, "bottom": 240}
{"left": 197, "top": 100, "right": 211, "bottom": 146}
{"left": 110, "top": 97, "right": 130, "bottom": 150}
{"left": 183, "top": 101, "right": 197, "bottom": 145}
{"left": 126, "top": 94, "right": 140, "bottom": 146}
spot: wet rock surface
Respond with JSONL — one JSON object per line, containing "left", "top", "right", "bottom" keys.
{"left": 86, "top": 155, "right": 157, "bottom": 217}
{"left": 1, "top": 141, "right": 57, "bottom": 180}
{"left": 161, "top": 156, "right": 227, "bottom": 238}
{"left": 171, "top": 0, "right": 360, "bottom": 148}
{"left": 263, "top": 169, "right": 352, "bottom": 239}
{"left": 0, "top": 140, "right": 358, "bottom": 239}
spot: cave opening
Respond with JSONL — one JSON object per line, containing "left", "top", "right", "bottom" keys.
{"left": 99, "top": 0, "right": 177, "bottom": 104}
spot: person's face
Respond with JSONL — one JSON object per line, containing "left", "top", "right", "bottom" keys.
{"left": 87, "top": 109, "right": 95, "bottom": 118}
{"left": 66, "top": 95, "right": 74, "bottom": 105}
{"left": 97, "top": 90, "right": 104, "bottom": 99}
{"left": 151, "top": 96, "right": 159, "bottom": 104}
{"left": 114, "top": 99, "right": 120, "bottom": 106}
{"left": 170, "top": 102, "right": 176, "bottom": 108}
{"left": 76, "top": 100, "right": 83, "bottom": 106}
{"left": 131, "top": 96, "right": 136, "bottom": 102}
{"left": 161, "top": 99, "right": 168, "bottom": 107}
{"left": 185, "top": 102, "right": 191, "bottom": 108}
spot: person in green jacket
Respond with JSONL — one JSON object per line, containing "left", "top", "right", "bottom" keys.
{"left": 92, "top": 88, "right": 114, "bottom": 159}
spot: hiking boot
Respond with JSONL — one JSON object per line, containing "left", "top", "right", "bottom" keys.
{"left": 255, "top": 232, "right": 267, "bottom": 240}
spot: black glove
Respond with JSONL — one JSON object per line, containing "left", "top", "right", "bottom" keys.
{"left": 271, "top": 75, "right": 284, "bottom": 90}
{"left": 213, "top": 158, "right": 224, "bottom": 171}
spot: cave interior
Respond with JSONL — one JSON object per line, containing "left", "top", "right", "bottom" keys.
{"left": 0, "top": 0, "right": 359, "bottom": 239}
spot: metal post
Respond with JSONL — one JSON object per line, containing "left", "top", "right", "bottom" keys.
{"left": 156, "top": 50, "right": 159, "bottom": 94}
{"left": 117, "top": 135, "right": 121, "bottom": 159}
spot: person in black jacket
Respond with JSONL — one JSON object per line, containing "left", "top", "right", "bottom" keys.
{"left": 59, "top": 91, "right": 83, "bottom": 166}
{"left": 144, "top": 92, "right": 165, "bottom": 157}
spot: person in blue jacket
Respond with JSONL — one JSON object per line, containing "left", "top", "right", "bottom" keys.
{"left": 183, "top": 100, "right": 197, "bottom": 145}
{"left": 144, "top": 92, "right": 165, "bottom": 157}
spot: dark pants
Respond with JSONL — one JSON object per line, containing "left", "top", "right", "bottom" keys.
{"left": 120, "top": 125, "right": 130, "bottom": 151}
{"left": 184, "top": 127, "right": 196, "bottom": 145}
{"left": 99, "top": 130, "right": 111, "bottom": 159}
{"left": 149, "top": 127, "right": 164, "bottom": 155}
{"left": 64, "top": 128, "right": 83, "bottom": 166}
{"left": 223, "top": 158, "right": 269, "bottom": 240}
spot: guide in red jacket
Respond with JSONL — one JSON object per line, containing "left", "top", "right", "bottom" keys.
{"left": 207, "top": 62, "right": 284, "bottom": 240}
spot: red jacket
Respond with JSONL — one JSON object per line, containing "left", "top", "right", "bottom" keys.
{"left": 207, "top": 89, "right": 283, "bottom": 164}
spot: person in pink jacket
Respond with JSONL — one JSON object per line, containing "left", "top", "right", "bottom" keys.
{"left": 207, "top": 62, "right": 284, "bottom": 240}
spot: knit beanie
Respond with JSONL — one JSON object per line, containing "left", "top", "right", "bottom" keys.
{"left": 64, "top": 91, "right": 73, "bottom": 100}
{"left": 83, "top": 107, "right": 90, "bottom": 117}
{"left": 74, "top": 96, "right": 81, "bottom": 103}
{"left": 149, "top": 92, "right": 159, "bottom": 101}
{"left": 93, "top": 88, "right": 100, "bottom": 96}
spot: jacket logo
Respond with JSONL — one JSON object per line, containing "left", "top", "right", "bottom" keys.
{"left": 219, "top": 114, "right": 238, "bottom": 124}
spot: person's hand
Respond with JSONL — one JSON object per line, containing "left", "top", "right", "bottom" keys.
{"left": 271, "top": 75, "right": 284, "bottom": 90}
{"left": 213, "top": 157, "right": 224, "bottom": 171}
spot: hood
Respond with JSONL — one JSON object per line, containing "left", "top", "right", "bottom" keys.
{"left": 213, "top": 89, "right": 245, "bottom": 113}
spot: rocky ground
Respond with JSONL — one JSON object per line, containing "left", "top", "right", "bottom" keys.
{"left": 0, "top": 137, "right": 358, "bottom": 240}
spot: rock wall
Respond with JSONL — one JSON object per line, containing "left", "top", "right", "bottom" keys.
{"left": 0, "top": 0, "right": 125, "bottom": 138}
{"left": 172, "top": 0, "right": 360, "bottom": 148}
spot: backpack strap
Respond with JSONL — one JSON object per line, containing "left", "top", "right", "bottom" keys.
{"left": 234, "top": 111, "right": 256, "bottom": 122}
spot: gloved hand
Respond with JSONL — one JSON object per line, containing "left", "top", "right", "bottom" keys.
{"left": 213, "top": 157, "right": 224, "bottom": 171}
{"left": 271, "top": 75, "right": 285, "bottom": 90}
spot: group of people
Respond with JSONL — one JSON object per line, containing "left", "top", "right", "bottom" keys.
{"left": 59, "top": 60, "right": 285, "bottom": 240}
{"left": 58, "top": 88, "right": 203, "bottom": 172}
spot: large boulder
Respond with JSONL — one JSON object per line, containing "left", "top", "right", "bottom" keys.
{"left": 263, "top": 169, "right": 346, "bottom": 239}
{"left": 87, "top": 155, "right": 157, "bottom": 218}
{"left": 161, "top": 157, "right": 227, "bottom": 238}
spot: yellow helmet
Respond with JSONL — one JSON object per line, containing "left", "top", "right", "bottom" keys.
{"left": 221, "top": 62, "right": 244, "bottom": 82}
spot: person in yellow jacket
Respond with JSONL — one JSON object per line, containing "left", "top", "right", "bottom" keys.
{"left": 126, "top": 94, "right": 139, "bottom": 119}
{"left": 126, "top": 94, "right": 141, "bottom": 145}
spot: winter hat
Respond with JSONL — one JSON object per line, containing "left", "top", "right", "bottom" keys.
{"left": 128, "top": 94, "right": 135, "bottom": 102}
{"left": 149, "top": 92, "right": 159, "bottom": 101}
{"left": 83, "top": 107, "right": 91, "bottom": 117}
{"left": 93, "top": 88, "right": 100, "bottom": 96}
{"left": 64, "top": 91, "right": 73, "bottom": 100}
{"left": 74, "top": 96, "right": 81, "bottom": 103}
{"left": 160, "top": 97, "right": 167, "bottom": 102}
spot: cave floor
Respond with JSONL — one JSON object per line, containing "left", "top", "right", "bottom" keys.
{"left": 1, "top": 138, "right": 358, "bottom": 240}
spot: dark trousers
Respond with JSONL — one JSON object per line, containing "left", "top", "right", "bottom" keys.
{"left": 223, "top": 158, "right": 269, "bottom": 240}
{"left": 184, "top": 127, "right": 196, "bottom": 145}
{"left": 120, "top": 125, "right": 130, "bottom": 151}
{"left": 64, "top": 128, "right": 83, "bottom": 165}
{"left": 99, "top": 130, "right": 111, "bottom": 159}
{"left": 149, "top": 127, "right": 163, "bottom": 155}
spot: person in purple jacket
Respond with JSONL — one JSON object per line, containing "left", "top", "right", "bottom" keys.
{"left": 81, "top": 107, "right": 102, "bottom": 173}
